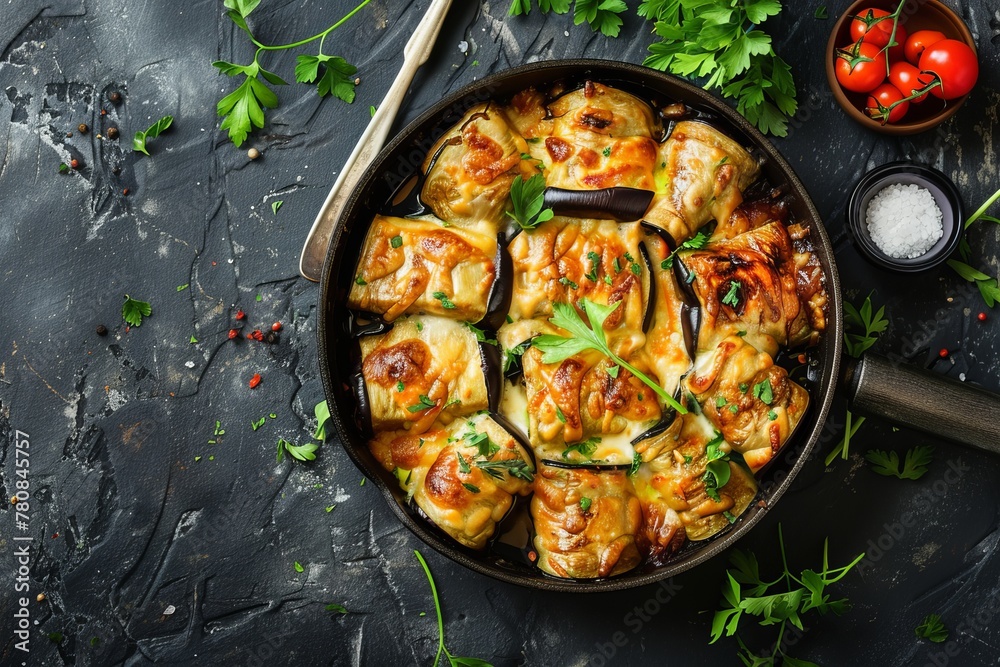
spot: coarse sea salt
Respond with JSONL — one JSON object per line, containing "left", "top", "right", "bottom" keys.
{"left": 866, "top": 183, "right": 943, "bottom": 259}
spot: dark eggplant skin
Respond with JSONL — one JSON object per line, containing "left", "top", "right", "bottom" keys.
{"left": 539, "top": 458, "right": 632, "bottom": 472}
{"left": 640, "top": 221, "right": 701, "bottom": 364}
{"left": 343, "top": 310, "right": 393, "bottom": 338}
{"left": 638, "top": 241, "right": 655, "bottom": 333}
{"left": 544, "top": 187, "right": 655, "bottom": 222}
{"left": 348, "top": 339, "right": 375, "bottom": 439}
{"left": 503, "top": 339, "right": 532, "bottom": 380}
{"left": 478, "top": 233, "right": 514, "bottom": 332}
{"left": 480, "top": 340, "right": 504, "bottom": 414}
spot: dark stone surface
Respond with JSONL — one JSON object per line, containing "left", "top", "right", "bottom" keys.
{"left": 1, "top": 1, "right": 999, "bottom": 665}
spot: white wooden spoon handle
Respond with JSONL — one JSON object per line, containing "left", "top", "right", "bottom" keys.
{"left": 299, "top": 0, "right": 454, "bottom": 282}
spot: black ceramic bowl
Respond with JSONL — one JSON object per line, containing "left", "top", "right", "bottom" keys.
{"left": 847, "top": 161, "right": 964, "bottom": 272}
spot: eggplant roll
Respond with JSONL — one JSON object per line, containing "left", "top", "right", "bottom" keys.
{"left": 507, "top": 218, "right": 647, "bottom": 326}
{"left": 521, "top": 345, "right": 662, "bottom": 458}
{"left": 685, "top": 334, "right": 809, "bottom": 472}
{"left": 359, "top": 316, "right": 490, "bottom": 434}
{"left": 523, "top": 82, "right": 662, "bottom": 193}
{"left": 531, "top": 463, "right": 643, "bottom": 578}
{"left": 645, "top": 121, "right": 760, "bottom": 242}
{"left": 682, "top": 221, "right": 826, "bottom": 355}
{"left": 633, "top": 414, "right": 758, "bottom": 558}
{"left": 422, "top": 103, "right": 526, "bottom": 229}
{"left": 348, "top": 215, "right": 497, "bottom": 323}
{"left": 369, "top": 413, "right": 534, "bottom": 550}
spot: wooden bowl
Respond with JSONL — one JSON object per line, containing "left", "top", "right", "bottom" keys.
{"left": 825, "top": 0, "right": 977, "bottom": 135}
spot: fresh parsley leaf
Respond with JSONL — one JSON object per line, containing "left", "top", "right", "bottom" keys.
{"left": 574, "top": 0, "right": 628, "bottom": 37}
{"left": 814, "top": 5, "right": 828, "bottom": 19}
{"left": 586, "top": 251, "right": 601, "bottom": 282}
{"left": 558, "top": 276, "right": 579, "bottom": 290}
{"left": 865, "top": 445, "right": 934, "bottom": 480}
{"left": 752, "top": 378, "right": 773, "bottom": 405}
{"left": 276, "top": 439, "right": 319, "bottom": 462}
{"left": 272, "top": 200, "right": 283, "bottom": 214}
{"left": 122, "top": 295, "right": 152, "bottom": 327}
{"left": 215, "top": 67, "right": 279, "bottom": 148}
{"left": 314, "top": 400, "right": 331, "bottom": 440}
{"left": 294, "top": 561, "right": 304, "bottom": 573}
{"left": 503, "top": 340, "right": 530, "bottom": 374}
{"left": 607, "top": 364, "right": 620, "bottom": 378}
{"left": 390, "top": 234, "right": 403, "bottom": 248}
{"left": 507, "top": 173, "right": 553, "bottom": 230}
{"left": 562, "top": 437, "right": 601, "bottom": 460}
{"left": 915, "top": 614, "right": 948, "bottom": 643}
{"left": 132, "top": 115, "right": 173, "bottom": 155}
{"left": 579, "top": 496, "right": 592, "bottom": 511}
{"left": 464, "top": 322, "right": 497, "bottom": 346}
{"left": 294, "top": 54, "right": 358, "bottom": 102}
{"left": 407, "top": 395, "right": 437, "bottom": 413}
{"left": 354, "top": 274, "right": 367, "bottom": 286}
{"left": 532, "top": 299, "right": 687, "bottom": 414}
{"left": 325, "top": 603, "right": 348, "bottom": 614}
{"left": 628, "top": 451, "right": 642, "bottom": 476}
{"left": 660, "top": 231, "right": 709, "bottom": 270}
{"left": 843, "top": 293, "right": 889, "bottom": 358}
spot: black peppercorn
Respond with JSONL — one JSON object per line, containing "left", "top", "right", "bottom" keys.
{"left": 111, "top": 166, "right": 121, "bottom": 175}
{"left": 108, "top": 91, "right": 122, "bottom": 104}
{"left": 96, "top": 324, "right": 108, "bottom": 336}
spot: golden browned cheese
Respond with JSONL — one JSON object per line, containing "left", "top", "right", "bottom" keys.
{"left": 422, "top": 103, "right": 526, "bottom": 230}
{"left": 359, "top": 316, "right": 489, "bottom": 434}
{"left": 683, "top": 221, "right": 825, "bottom": 355}
{"left": 531, "top": 464, "right": 643, "bottom": 578}
{"left": 645, "top": 121, "right": 760, "bottom": 242}
{"left": 521, "top": 346, "right": 661, "bottom": 457}
{"left": 507, "top": 218, "right": 647, "bottom": 328}
{"left": 520, "top": 82, "right": 662, "bottom": 193}
{"left": 348, "top": 216, "right": 496, "bottom": 322}
{"left": 369, "top": 414, "right": 534, "bottom": 550}
{"left": 685, "top": 334, "right": 809, "bottom": 472}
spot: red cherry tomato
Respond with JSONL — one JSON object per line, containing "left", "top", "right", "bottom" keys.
{"left": 866, "top": 83, "right": 910, "bottom": 124}
{"left": 904, "top": 30, "right": 947, "bottom": 65}
{"left": 886, "top": 23, "right": 908, "bottom": 63}
{"left": 888, "top": 61, "right": 931, "bottom": 104}
{"left": 836, "top": 42, "right": 889, "bottom": 93}
{"left": 850, "top": 8, "right": 894, "bottom": 48}
{"left": 919, "top": 39, "right": 979, "bottom": 99}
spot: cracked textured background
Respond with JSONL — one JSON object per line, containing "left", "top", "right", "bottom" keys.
{"left": 1, "top": 0, "right": 999, "bottom": 665}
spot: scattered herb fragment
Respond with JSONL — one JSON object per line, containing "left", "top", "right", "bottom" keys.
{"left": 814, "top": 5, "right": 828, "bottom": 19}
{"left": 133, "top": 115, "right": 173, "bottom": 155}
{"left": 865, "top": 445, "right": 934, "bottom": 480}
{"left": 294, "top": 561, "right": 304, "bottom": 573}
{"left": 580, "top": 497, "right": 592, "bottom": 511}
{"left": 558, "top": 276, "right": 578, "bottom": 290}
{"left": 326, "top": 603, "right": 348, "bottom": 614}
{"left": 432, "top": 291, "right": 457, "bottom": 310}
{"left": 314, "top": 400, "right": 331, "bottom": 439}
{"left": 276, "top": 438, "right": 318, "bottom": 462}
{"left": 414, "top": 550, "right": 496, "bottom": 667}
{"left": 915, "top": 614, "right": 948, "bottom": 643}
{"left": 390, "top": 234, "right": 403, "bottom": 248}
{"left": 721, "top": 280, "right": 741, "bottom": 307}
{"left": 408, "top": 394, "right": 438, "bottom": 413}
{"left": 272, "top": 200, "right": 283, "bottom": 214}
{"left": 752, "top": 378, "right": 773, "bottom": 405}
{"left": 177, "top": 283, "right": 189, "bottom": 291}
{"left": 122, "top": 295, "right": 152, "bottom": 327}
{"left": 660, "top": 232, "right": 709, "bottom": 270}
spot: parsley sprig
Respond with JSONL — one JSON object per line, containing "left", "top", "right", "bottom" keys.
{"left": 508, "top": 0, "right": 628, "bottom": 37}
{"left": 507, "top": 173, "right": 554, "bottom": 230}
{"left": 710, "top": 525, "right": 865, "bottom": 665}
{"left": 865, "top": 445, "right": 934, "bottom": 480}
{"left": 950, "top": 186, "right": 1000, "bottom": 307}
{"left": 122, "top": 295, "right": 152, "bottom": 327}
{"left": 132, "top": 116, "right": 173, "bottom": 155}
{"left": 660, "top": 231, "right": 709, "bottom": 270}
{"left": 214, "top": 0, "right": 369, "bottom": 146}
{"left": 826, "top": 293, "right": 888, "bottom": 466}
{"left": 532, "top": 299, "right": 687, "bottom": 414}
{"left": 639, "top": 0, "right": 798, "bottom": 136}
{"left": 414, "top": 550, "right": 495, "bottom": 667}
{"left": 702, "top": 432, "right": 730, "bottom": 502}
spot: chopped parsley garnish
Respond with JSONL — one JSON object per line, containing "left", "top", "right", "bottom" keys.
{"left": 464, "top": 322, "right": 497, "bottom": 346}
{"left": 559, "top": 276, "right": 579, "bottom": 290}
{"left": 555, "top": 405, "right": 567, "bottom": 423}
{"left": 702, "top": 431, "right": 730, "bottom": 502}
{"left": 354, "top": 274, "right": 367, "bottom": 286}
{"left": 407, "top": 395, "right": 437, "bottom": 413}
{"left": 579, "top": 497, "right": 592, "bottom": 511}
{"left": 390, "top": 234, "right": 403, "bottom": 248}
{"left": 432, "top": 291, "right": 456, "bottom": 309}
{"left": 613, "top": 257, "right": 623, "bottom": 273}
{"left": 586, "top": 251, "right": 601, "bottom": 282}
{"left": 722, "top": 280, "right": 741, "bottom": 307}
{"left": 396, "top": 381, "right": 405, "bottom": 393}
{"left": 476, "top": 458, "right": 534, "bottom": 482}
{"left": 660, "top": 231, "right": 709, "bottom": 270}
{"left": 753, "top": 379, "right": 774, "bottom": 405}
{"left": 628, "top": 451, "right": 642, "bottom": 476}
{"left": 276, "top": 439, "right": 318, "bottom": 462}
{"left": 729, "top": 404, "right": 739, "bottom": 414}
{"left": 723, "top": 510, "right": 737, "bottom": 523}
{"left": 607, "top": 365, "right": 620, "bottom": 378}
{"left": 768, "top": 409, "right": 778, "bottom": 421}
{"left": 602, "top": 146, "right": 612, "bottom": 157}
{"left": 503, "top": 340, "right": 530, "bottom": 374}
{"left": 122, "top": 294, "right": 152, "bottom": 327}
{"left": 715, "top": 396, "right": 727, "bottom": 408}
{"left": 562, "top": 437, "right": 601, "bottom": 460}
{"left": 739, "top": 383, "right": 749, "bottom": 393}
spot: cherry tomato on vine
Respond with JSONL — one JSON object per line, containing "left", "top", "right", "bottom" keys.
{"left": 919, "top": 39, "right": 979, "bottom": 99}
{"left": 836, "top": 42, "right": 889, "bottom": 93}
{"left": 866, "top": 83, "right": 910, "bottom": 124}
{"left": 888, "top": 61, "right": 931, "bottom": 104}
{"left": 850, "top": 8, "right": 894, "bottom": 48}
{"left": 904, "top": 30, "right": 947, "bottom": 65}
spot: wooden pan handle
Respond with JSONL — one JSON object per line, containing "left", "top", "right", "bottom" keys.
{"left": 841, "top": 353, "right": 1000, "bottom": 454}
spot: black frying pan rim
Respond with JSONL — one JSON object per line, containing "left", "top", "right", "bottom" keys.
{"left": 317, "top": 58, "right": 844, "bottom": 593}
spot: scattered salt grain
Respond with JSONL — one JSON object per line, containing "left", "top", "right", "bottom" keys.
{"left": 866, "top": 183, "right": 943, "bottom": 259}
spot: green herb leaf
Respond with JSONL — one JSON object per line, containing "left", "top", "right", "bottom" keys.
{"left": 133, "top": 115, "right": 173, "bottom": 155}
{"left": 407, "top": 395, "right": 437, "bottom": 413}
{"left": 721, "top": 280, "right": 741, "bottom": 307}
{"left": 476, "top": 457, "right": 535, "bottom": 483}
{"left": 277, "top": 439, "right": 319, "bottom": 462}
{"left": 915, "top": 613, "right": 948, "bottom": 643}
{"left": 574, "top": 0, "right": 628, "bottom": 37}
{"left": 814, "top": 5, "right": 828, "bottom": 19}
{"left": 562, "top": 436, "right": 601, "bottom": 461}
{"left": 579, "top": 496, "right": 592, "bottom": 511}
{"left": 462, "top": 482, "right": 480, "bottom": 494}
{"left": 325, "top": 603, "right": 348, "bottom": 614}
{"left": 660, "top": 231, "right": 709, "bottom": 269}
{"left": 507, "top": 173, "right": 553, "bottom": 230}
{"left": 216, "top": 70, "right": 278, "bottom": 148}
{"left": 294, "top": 54, "right": 358, "bottom": 102}
{"left": 865, "top": 445, "right": 934, "bottom": 480}
{"left": 122, "top": 294, "right": 152, "bottom": 327}
{"left": 272, "top": 200, "right": 283, "bottom": 214}
{"left": 432, "top": 291, "right": 457, "bottom": 310}
{"left": 752, "top": 379, "right": 773, "bottom": 405}
{"left": 843, "top": 293, "right": 888, "bottom": 358}
{"left": 294, "top": 561, "right": 304, "bottom": 573}
{"left": 390, "top": 234, "right": 403, "bottom": 248}
{"left": 314, "top": 400, "right": 331, "bottom": 440}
